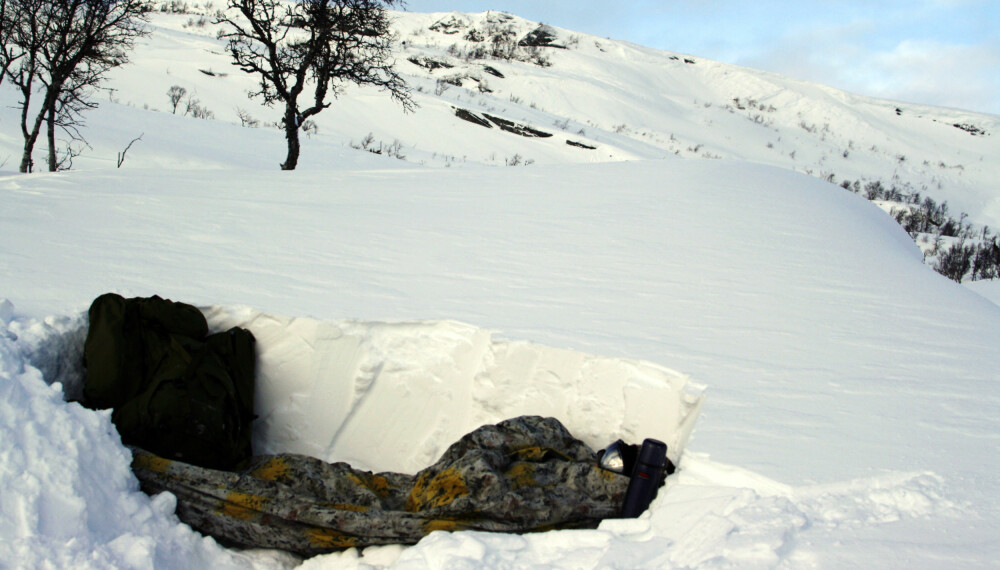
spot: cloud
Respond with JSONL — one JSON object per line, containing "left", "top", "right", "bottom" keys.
{"left": 870, "top": 40, "right": 1000, "bottom": 113}
{"left": 739, "top": 29, "right": 1000, "bottom": 114}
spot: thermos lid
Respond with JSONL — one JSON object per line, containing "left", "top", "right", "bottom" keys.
{"left": 638, "top": 438, "right": 667, "bottom": 467}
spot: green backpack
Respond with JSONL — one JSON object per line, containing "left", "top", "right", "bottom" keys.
{"left": 83, "top": 293, "right": 256, "bottom": 471}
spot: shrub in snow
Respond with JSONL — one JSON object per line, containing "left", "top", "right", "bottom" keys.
{"left": 183, "top": 96, "right": 214, "bottom": 120}
{"left": 935, "top": 240, "right": 976, "bottom": 282}
{"left": 972, "top": 240, "right": 1000, "bottom": 280}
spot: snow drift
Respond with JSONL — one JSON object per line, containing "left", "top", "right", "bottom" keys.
{"left": 0, "top": 308, "right": 263, "bottom": 569}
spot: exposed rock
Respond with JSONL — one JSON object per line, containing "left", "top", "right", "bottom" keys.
{"left": 452, "top": 107, "right": 552, "bottom": 138}
{"left": 483, "top": 65, "right": 505, "bottom": 78}
{"left": 429, "top": 15, "right": 469, "bottom": 35}
{"left": 438, "top": 74, "right": 466, "bottom": 87}
{"left": 483, "top": 113, "right": 553, "bottom": 138}
{"left": 452, "top": 108, "right": 553, "bottom": 139}
{"left": 407, "top": 56, "right": 455, "bottom": 72}
{"left": 953, "top": 123, "right": 988, "bottom": 136}
{"left": 566, "top": 140, "right": 596, "bottom": 150}
{"left": 485, "top": 11, "right": 514, "bottom": 25}
{"left": 453, "top": 108, "right": 493, "bottom": 129}
{"left": 519, "top": 24, "right": 565, "bottom": 49}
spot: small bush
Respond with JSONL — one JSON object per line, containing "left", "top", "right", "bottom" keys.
{"left": 184, "top": 97, "right": 214, "bottom": 120}
{"left": 935, "top": 241, "right": 975, "bottom": 282}
{"left": 236, "top": 107, "right": 259, "bottom": 128}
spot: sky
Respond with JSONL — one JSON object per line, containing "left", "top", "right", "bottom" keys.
{"left": 405, "top": 0, "right": 1000, "bottom": 115}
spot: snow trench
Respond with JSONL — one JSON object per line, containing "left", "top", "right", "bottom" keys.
{"left": 0, "top": 300, "right": 964, "bottom": 569}
{"left": 0, "top": 300, "right": 702, "bottom": 566}
{"left": 8, "top": 300, "right": 705, "bottom": 474}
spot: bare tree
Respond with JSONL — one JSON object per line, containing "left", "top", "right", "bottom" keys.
{"left": 0, "top": 0, "right": 21, "bottom": 80}
{"left": 217, "top": 0, "right": 414, "bottom": 170}
{"left": 167, "top": 85, "right": 187, "bottom": 113}
{"left": 0, "top": 0, "right": 148, "bottom": 172}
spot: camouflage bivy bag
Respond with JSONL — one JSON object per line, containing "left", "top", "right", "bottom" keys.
{"left": 83, "top": 293, "right": 256, "bottom": 471}
{"left": 131, "top": 416, "right": 634, "bottom": 556}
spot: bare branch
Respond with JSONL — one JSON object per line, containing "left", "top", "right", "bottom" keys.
{"left": 117, "top": 133, "right": 143, "bottom": 168}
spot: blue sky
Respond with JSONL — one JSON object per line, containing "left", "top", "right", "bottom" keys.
{"left": 405, "top": 1, "right": 1000, "bottom": 115}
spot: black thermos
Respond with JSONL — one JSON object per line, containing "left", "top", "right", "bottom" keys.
{"left": 621, "top": 438, "right": 668, "bottom": 518}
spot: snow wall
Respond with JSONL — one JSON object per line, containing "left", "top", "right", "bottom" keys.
{"left": 202, "top": 305, "right": 705, "bottom": 473}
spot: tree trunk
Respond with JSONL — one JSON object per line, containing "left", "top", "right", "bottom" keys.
{"left": 19, "top": 83, "right": 60, "bottom": 173}
{"left": 46, "top": 104, "right": 57, "bottom": 171}
{"left": 280, "top": 106, "right": 300, "bottom": 171}
{"left": 19, "top": 110, "right": 44, "bottom": 173}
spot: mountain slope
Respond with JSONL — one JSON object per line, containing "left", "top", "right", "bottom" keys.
{"left": 3, "top": 7, "right": 991, "bottom": 217}
{"left": 3, "top": 6, "right": 995, "bottom": 282}
{"left": 85, "top": 8, "right": 998, "bottom": 219}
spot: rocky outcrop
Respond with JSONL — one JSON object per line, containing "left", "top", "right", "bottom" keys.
{"left": 519, "top": 24, "right": 565, "bottom": 49}
{"left": 452, "top": 108, "right": 553, "bottom": 138}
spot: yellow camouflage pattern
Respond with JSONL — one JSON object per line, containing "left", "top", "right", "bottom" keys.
{"left": 131, "top": 416, "right": 632, "bottom": 557}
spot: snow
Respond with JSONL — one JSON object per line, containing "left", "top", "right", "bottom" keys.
{"left": 1, "top": 6, "right": 999, "bottom": 570}
{"left": 201, "top": 307, "right": 703, "bottom": 473}
{"left": 0, "top": 312, "right": 282, "bottom": 569}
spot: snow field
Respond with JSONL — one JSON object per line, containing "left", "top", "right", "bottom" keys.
{"left": 2, "top": 156, "right": 998, "bottom": 567}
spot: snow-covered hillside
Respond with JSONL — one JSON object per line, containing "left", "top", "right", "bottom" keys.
{"left": 4, "top": 5, "right": 997, "bottom": 282}
{"left": 1, "top": 5, "right": 999, "bottom": 569}
{"left": 94, "top": 8, "right": 999, "bottom": 197}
